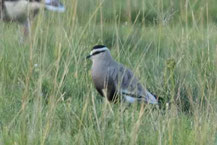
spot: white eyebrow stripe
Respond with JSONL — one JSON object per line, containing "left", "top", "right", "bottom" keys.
{"left": 90, "top": 47, "right": 109, "bottom": 55}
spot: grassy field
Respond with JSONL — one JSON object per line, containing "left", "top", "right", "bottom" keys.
{"left": 0, "top": 0, "right": 217, "bottom": 144}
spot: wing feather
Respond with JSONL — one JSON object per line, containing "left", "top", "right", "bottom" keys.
{"left": 108, "top": 64, "right": 158, "bottom": 104}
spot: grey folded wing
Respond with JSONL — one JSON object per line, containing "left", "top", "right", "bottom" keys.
{"left": 108, "top": 64, "right": 158, "bottom": 104}
{"left": 108, "top": 65, "right": 144, "bottom": 96}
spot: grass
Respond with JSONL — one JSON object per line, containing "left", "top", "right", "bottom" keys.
{"left": 0, "top": 0, "right": 217, "bottom": 144}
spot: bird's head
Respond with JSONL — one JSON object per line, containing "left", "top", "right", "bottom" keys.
{"left": 86, "top": 45, "right": 111, "bottom": 61}
{"left": 44, "top": 0, "right": 65, "bottom": 12}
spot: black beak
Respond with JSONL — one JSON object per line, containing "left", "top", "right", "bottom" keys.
{"left": 86, "top": 55, "right": 92, "bottom": 59}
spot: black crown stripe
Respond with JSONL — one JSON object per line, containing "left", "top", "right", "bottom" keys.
{"left": 92, "top": 45, "right": 106, "bottom": 50}
{"left": 92, "top": 50, "right": 106, "bottom": 56}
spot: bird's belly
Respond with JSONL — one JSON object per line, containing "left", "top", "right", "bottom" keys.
{"left": 92, "top": 76, "right": 105, "bottom": 90}
{"left": 4, "top": 1, "right": 42, "bottom": 22}
{"left": 4, "top": 1, "right": 28, "bottom": 21}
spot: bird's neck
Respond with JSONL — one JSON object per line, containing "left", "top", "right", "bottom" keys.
{"left": 93, "top": 53, "right": 113, "bottom": 65}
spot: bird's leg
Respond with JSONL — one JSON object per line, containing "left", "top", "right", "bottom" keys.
{"left": 102, "top": 89, "right": 107, "bottom": 98}
{"left": 122, "top": 102, "right": 131, "bottom": 112}
{"left": 23, "top": 18, "right": 31, "bottom": 38}
{"left": 119, "top": 95, "right": 132, "bottom": 113}
{"left": 102, "top": 89, "right": 114, "bottom": 114}
{"left": 19, "top": 18, "right": 31, "bottom": 43}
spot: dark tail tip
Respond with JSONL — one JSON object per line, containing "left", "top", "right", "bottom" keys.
{"left": 157, "top": 96, "right": 165, "bottom": 104}
{"left": 153, "top": 95, "right": 167, "bottom": 109}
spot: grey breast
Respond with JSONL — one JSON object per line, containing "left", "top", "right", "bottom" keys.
{"left": 91, "top": 59, "right": 117, "bottom": 101}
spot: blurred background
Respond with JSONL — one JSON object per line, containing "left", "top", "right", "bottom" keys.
{"left": 0, "top": 0, "right": 217, "bottom": 144}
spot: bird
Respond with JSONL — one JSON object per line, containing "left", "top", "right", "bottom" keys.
{"left": 0, "top": 0, "right": 65, "bottom": 36}
{"left": 86, "top": 45, "right": 160, "bottom": 105}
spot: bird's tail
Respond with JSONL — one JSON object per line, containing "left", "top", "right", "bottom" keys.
{"left": 146, "top": 91, "right": 166, "bottom": 108}
{"left": 150, "top": 93, "right": 168, "bottom": 109}
{"left": 145, "top": 91, "right": 159, "bottom": 105}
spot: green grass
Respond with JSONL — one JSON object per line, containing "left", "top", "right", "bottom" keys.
{"left": 0, "top": 0, "right": 217, "bottom": 144}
